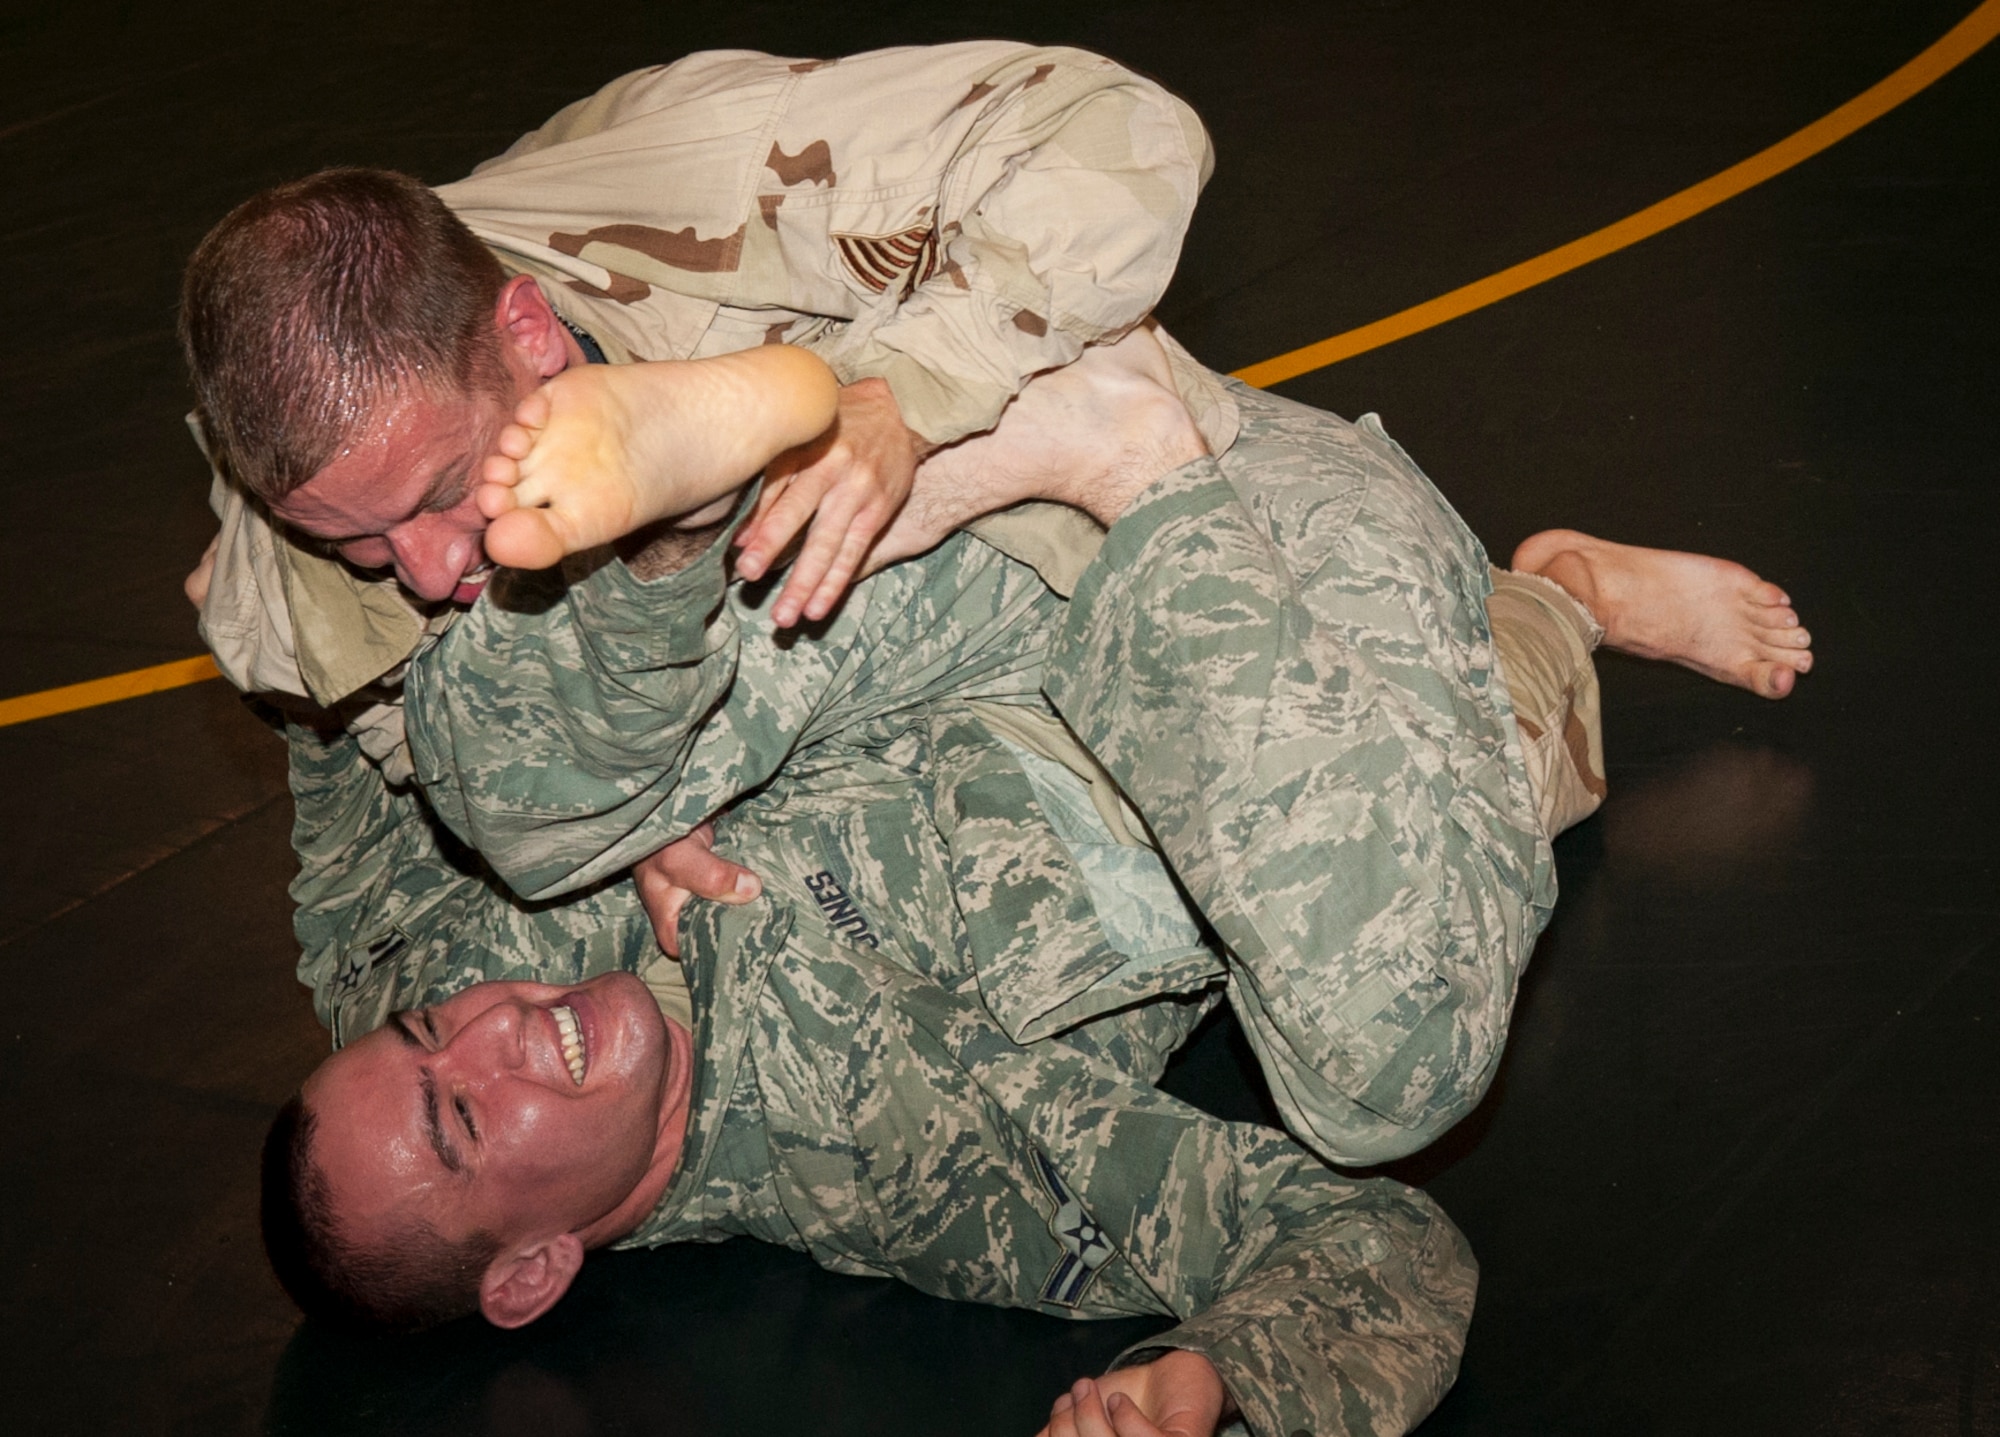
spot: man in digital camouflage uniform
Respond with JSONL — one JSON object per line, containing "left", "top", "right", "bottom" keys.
{"left": 281, "top": 661, "right": 1477, "bottom": 1437}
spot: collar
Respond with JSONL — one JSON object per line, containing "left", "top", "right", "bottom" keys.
{"left": 558, "top": 314, "right": 609, "bottom": 365}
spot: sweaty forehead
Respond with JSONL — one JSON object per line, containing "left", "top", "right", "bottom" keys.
{"left": 304, "top": 1029, "right": 453, "bottom": 1227}
{"left": 273, "top": 394, "right": 481, "bottom": 539}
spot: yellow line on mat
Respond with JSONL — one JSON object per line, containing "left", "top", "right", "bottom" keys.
{"left": 1231, "top": 0, "right": 2000, "bottom": 388}
{"left": 5, "top": 1, "right": 1995, "bottom": 730}
{"left": 0, "top": 654, "right": 221, "bottom": 728}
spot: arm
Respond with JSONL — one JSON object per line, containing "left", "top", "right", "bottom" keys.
{"left": 738, "top": 44, "right": 1214, "bottom": 618}
{"left": 286, "top": 713, "right": 656, "bottom": 1043}
{"left": 402, "top": 518, "right": 755, "bottom": 903}
{"left": 784, "top": 43, "right": 1212, "bottom": 447}
{"left": 755, "top": 938, "right": 1476, "bottom": 1437}
{"left": 450, "top": 44, "right": 1211, "bottom": 626}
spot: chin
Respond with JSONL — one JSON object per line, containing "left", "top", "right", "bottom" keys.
{"left": 587, "top": 971, "right": 669, "bottom": 1075}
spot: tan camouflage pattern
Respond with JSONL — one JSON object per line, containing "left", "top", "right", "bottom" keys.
{"left": 194, "top": 42, "right": 1231, "bottom": 709}
{"left": 441, "top": 42, "right": 1215, "bottom": 446}
{"left": 1485, "top": 569, "right": 1608, "bottom": 839}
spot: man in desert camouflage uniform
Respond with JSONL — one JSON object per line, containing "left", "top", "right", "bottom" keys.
{"left": 193, "top": 41, "right": 1224, "bottom": 716}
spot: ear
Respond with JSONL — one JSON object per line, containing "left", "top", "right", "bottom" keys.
{"left": 478, "top": 1231, "right": 586, "bottom": 1329}
{"left": 493, "top": 275, "right": 574, "bottom": 383}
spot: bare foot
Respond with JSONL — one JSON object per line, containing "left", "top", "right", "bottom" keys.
{"left": 873, "top": 324, "right": 1206, "bottom": 566}
{"left": 1511, "top": 528, "right": 1813, "bottom": 699}
{"left": 477, "top": 346, "right": 839, "bottom": 570}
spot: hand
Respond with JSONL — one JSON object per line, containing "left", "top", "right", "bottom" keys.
{"left": 185, "top": 533, "right": 220, "bottom": 609}
{"left": 1036, "top": 1351, "right": 1233, "bottom": 1437}
{"left": 632, "top": 823, "right": 762, "bottom": 959}
{"left": 732, "top": 377, "right": 931, "bottom": 627}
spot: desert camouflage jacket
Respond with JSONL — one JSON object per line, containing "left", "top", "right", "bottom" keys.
{"left": 196, "top": 40, "right": 1223, "bottom": 712}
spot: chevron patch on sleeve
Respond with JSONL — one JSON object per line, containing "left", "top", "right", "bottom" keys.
{"left": 1032, "top": 1147, "right": 1118, "bottom": 1307}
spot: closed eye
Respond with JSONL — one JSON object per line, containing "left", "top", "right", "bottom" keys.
{"left": 455, "top": 1096, "right": 478, "bottom": 1143}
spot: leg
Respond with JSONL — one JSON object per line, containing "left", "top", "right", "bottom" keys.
{"left": 476, "top": 345, "right": 839, "bottom": 570}
{"left": 1511, "top": 529, "right": 1812, "bottom": 699}
{"left": 1045, "top": 386, "right": 1551, "bottom": 1164}
{"left": 1486, "top": 568, "right": 1608, "bottom": 840}
{"left": 1045, "top": 381, "right": 1818, "bottom": 1163}
{"left": 866, "top": 325, "right": 1205, "bottom": 571}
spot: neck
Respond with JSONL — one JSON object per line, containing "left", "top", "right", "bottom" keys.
{"left": 575, "top": 1016, "right": 696, "bottom": 1248}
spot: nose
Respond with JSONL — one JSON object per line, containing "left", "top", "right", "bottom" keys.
{"left": 441, "top": 999, "right": 529, "bottom": 1077}
{"left": 387, "top": 514, "right": 482, "bottom": 601}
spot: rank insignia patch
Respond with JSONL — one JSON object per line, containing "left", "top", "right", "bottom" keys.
{"left": 1032, "top": 1148, "right": 1117, "bottom": 1307}
{"left": 832, "top": 221, "right": 940, "bottom": 299}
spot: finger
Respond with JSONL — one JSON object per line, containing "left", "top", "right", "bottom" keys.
{"left": 737, "top": 472, "right": 831, "bottom": 581}
{"left": 653, "top": 835, "right": 751, "bottom": 899}
{"left": 655, "top": 887, "right": 690, "bottom": 959}
{"left": 643, "top": 822, "right": 762, "bottom": 903}
{"left": 800, "top": 521, "right": 882, "bottom": 623}
{"left": 772, "top": 488, "right": 868, "bottom": 627}
{"left": 734, "top": 472, "right": 793, "bottom": 553}
{"left": 1104, "top": 1393, "right": 1169, "bottom": 1437}
{"left": 633, "top": 870, "right": 693, "bottom": 959}
{"left": 184, "top": 536, "right": 221, "bottom": 609}
{"left": 1065, "top": 1379, "right": 1119, "bottom": 1437}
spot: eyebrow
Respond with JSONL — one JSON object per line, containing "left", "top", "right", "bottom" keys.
{"left": 415, "top": 457, "right": 471, "bottom": 514}
{"left": 419, "top": 1072, "right": 468, "bottom": 1177}
{"left": 392, "top": 1011, "right": 466, "bottom": 1176}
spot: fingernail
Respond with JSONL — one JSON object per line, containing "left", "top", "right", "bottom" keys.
{"left": 734, "top": 873, "right": 761, "bottom": 899}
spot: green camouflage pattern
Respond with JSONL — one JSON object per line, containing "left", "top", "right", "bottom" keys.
{"left": 404, "top": 519, "right": 1062, "bottom": 900}
{"left": 290, "top": 713, "right": 1478, "bottom": 1436}
{"left": 1046, "top": 382, "right": 1559, "bottom": 1163}
{"left": 388, "top": 376, "right": 1558, "bottom": 1169}
{"left": 287, "top": 719, "right": 658, "bottom": 1049}
{"left": 624, "top": 779, "right": 1479, "bottom": 1437}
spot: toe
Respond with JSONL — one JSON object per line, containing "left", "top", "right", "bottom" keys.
{"left": 485, "top": 509, "right": 566, "bottom": 571}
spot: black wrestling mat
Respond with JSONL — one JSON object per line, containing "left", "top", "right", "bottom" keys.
{"left": 3, "top": 1, "right": 1994, "bottom": 1432}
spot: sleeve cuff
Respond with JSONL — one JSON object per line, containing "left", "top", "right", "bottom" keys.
{"left": 562, "top": 492, "right": 755, "bottom": 672}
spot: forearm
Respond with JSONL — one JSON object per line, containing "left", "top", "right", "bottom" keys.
{"left": 403, "top": 533, "right": 745, "bottom": 900}
{"left": 1124, "top": 1174, "right": 1475, "bottom": 1437}
{"left": 776, "top": 948, "right": 1473, "bottom": 1435}
{"left": 287, "top": 719, "right": 655, "bottom": 1039}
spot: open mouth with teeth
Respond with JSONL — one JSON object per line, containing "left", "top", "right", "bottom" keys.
{"left": 451, "top": 563, "right": 496, "bottom": 604}
{"left": 552, "top": 1004, "right": 588, "bottom": 1086}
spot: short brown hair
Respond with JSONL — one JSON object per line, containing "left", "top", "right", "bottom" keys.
{"left": 261, "top": 1093, "right": 501, "bottom": 1331}
{"left": 180, "top": 168, "right": 510, "bottom": 502}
